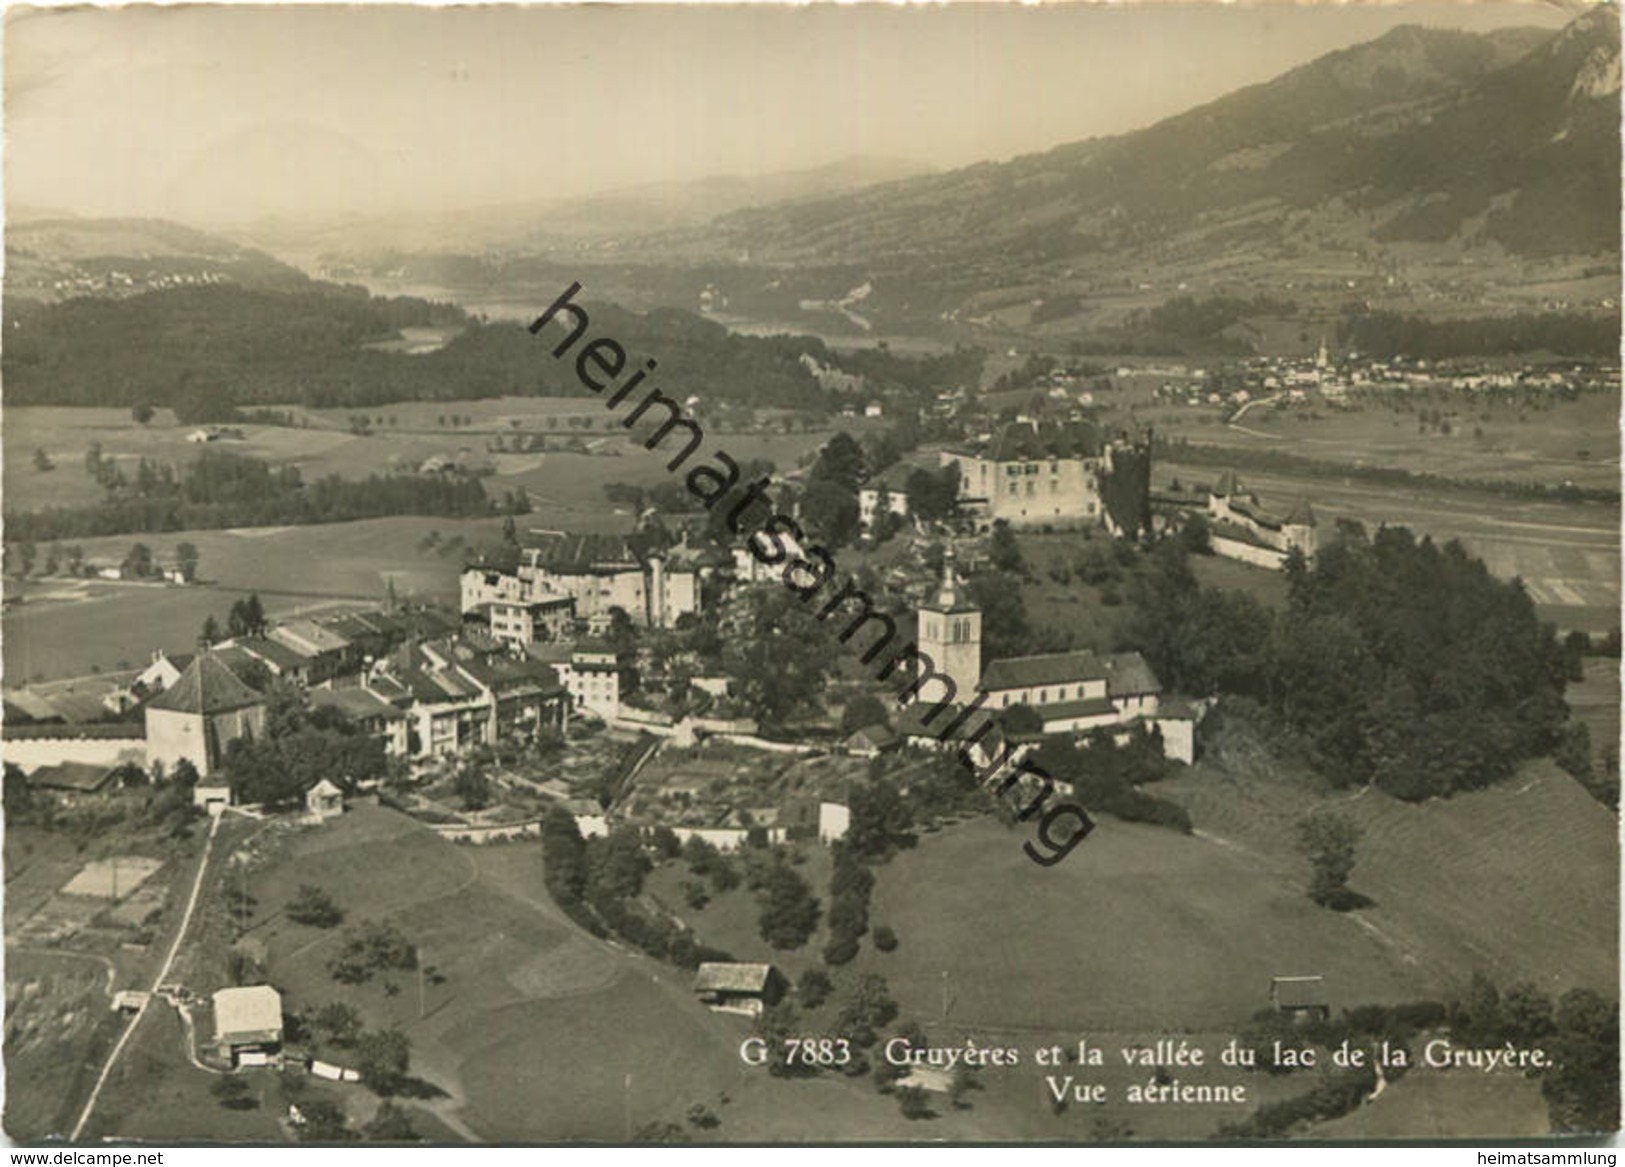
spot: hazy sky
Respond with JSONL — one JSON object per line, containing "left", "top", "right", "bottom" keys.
{"left": 5, "top": 1, "right": 1582, "bottom": 224}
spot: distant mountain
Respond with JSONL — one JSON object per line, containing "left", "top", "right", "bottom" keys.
{"left": 676, "top": 12, "right": 1619, "bottom": 274}
{"left": 223, "top": 155, "right": 936, "bottom": 262}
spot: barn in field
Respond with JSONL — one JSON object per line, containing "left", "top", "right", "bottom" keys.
{"left": 692, "top": 962, "right": 784, "bottom": 1018}
{"left": 213, "top": 984, "right": 284, "bottom": 1064}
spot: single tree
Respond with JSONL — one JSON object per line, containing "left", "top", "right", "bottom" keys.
{"left": 1296, "top": 807, "right": 1363, "bottom": 908}
{"left": 356, "top": 1028, "right": 413, "bottom": 1096}
{"left": 211, "top": 1075, "right": 255, "bottom": 1110}
{"left": 756, "top": 862, "right": 821, "bottom": 950}
{"left": 286, "top": 885, "right": 344, "bottom": 928}
{"left": 122, "top": 542, "right": 154, "bottom": 579}
{"left": 175, "top": 542, "right": 200, "bottom": 583}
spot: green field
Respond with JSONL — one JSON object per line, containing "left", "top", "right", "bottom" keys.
{"left": 1567, "top": 657, "right": 1622, "bottom": 772}
{"left": 1313, "top": 1070, "right": 1550, "bottom": 1139}
{"left": 1161, "top": 756, "right": 1618, "bottom": 1000}
{"left": 1144, "top": 390, "right": 1621, "bottom": 492}
{"left": 3, "top": 403, "right": 834, "bottom": 525}
{"left": 2, "top": 516, "right": 507, "bottom": 682}
{"left": 1160, "top": 460, "right": 1621, "bottom": 633}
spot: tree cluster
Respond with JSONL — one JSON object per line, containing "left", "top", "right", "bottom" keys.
{"left": 223, "top": 728, "right": 384, "bottom": 810}
{"left": 1028, "top": 728, "right": 1189, "bottom": 833}
{"left": 328, "top": 921, "right": 417, "bottom": 985}
{"left": 8, "top": 450, "right": 493, "bottom": 544}
{"left": 1131, "top": 525, "right": 1570, "bottom": 799}
{"left": 539, "top": 808, "right": 729, "bottom": 968}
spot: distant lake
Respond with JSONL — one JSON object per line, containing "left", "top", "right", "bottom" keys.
{"left": 358, "top": 277, "right": 952, "bottom": 356}
{"left": 361, "top": 325, "right": 461, "bottom": 355}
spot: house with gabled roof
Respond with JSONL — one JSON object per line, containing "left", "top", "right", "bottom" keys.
{"left": 692, "top": 962, "right": 784, "bottom": 1017}
{"left": 144, "top": 654, "right": 267, "bottom": 777}
{"left": 264, "top": 620, "right": 357, "bottom": 684}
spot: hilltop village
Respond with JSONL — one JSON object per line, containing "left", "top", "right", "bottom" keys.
{"left": 5, "top": 334, "right": 1616, "bottom": 1144}
{"left": 7, "top": 411, "right": 1241, "bottom": 841}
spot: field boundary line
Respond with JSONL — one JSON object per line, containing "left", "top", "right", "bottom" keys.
{"left": 68, "top": 809, "right": 223, "bottom": 1142}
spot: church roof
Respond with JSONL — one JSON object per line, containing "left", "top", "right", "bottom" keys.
{"left": 146, "top": 654, "right": 264, "bottom": 716}
{"left": 980, "top": 650, "right": 1105, "bottom": 692}
{"left": 1103, "top": 652, "right": 1162, "bottom": 698}
{"left": 1214, "top": 469, "right": 1240, "bottom": 497}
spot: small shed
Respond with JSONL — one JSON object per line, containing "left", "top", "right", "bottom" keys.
{"left": 213, "top": 984, "right": 284, "bottom": 1063}
{"left": 305, "top": 778, "right": 345, "bottom": 820}
{"left": 1270, "top": 975, "right": 1329, "bottom": 1020}
{"left": 194, "top": 783, "right": 232, "bottom": 814}
{"left": 112, "top": 990, "right": 150, "bottom": 1014}
{"left": 693, "top": 962, "right": 784, "bottom": 1018}
{"left": 28, "top": 762, "right": 116, "bottom": 797}
{"left": 842, "top": 724, "right": 899, "bottom": 759}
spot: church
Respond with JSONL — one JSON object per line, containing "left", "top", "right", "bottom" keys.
{"left": 906, "top": 551, "right": 1197, "bottom": 763}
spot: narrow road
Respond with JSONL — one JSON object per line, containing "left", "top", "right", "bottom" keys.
{"left": 68, "top": 809, "right": 224, "bottom": 1142}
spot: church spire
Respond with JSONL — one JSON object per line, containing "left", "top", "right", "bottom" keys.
{"left": 934, "top": 546, "right": 963, "bottom": 610}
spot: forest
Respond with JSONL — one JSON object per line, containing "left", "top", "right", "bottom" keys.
{"left": 3, "top": 280, "right": 846, "bottom": 413}
{"left": 1337, "top": 310, "right": 1620, "bottom": 359}
{"left": 1130, "top": 522, "right": 1574, "bottom": 800}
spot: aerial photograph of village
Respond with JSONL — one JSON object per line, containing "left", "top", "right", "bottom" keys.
{"left": 2, "top": 0, "right": 1619, "bottom": 1148}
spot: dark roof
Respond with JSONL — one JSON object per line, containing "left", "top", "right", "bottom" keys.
{"left": 980, "top": 650, "right": 1105, "bottom": 693}
{"left": 987, "top": 420, "right": 1104, "bottom": 462}
{"left": 1283, "top": 497, "right": 1318, "bottom": 527}
{"left": 896, "top": 702, "right": 1005, "bottom": 751}
{"left": 1103, "top": 652, "right": 1162, "bottom": 699}
{"left": 146, "top": 654, "right": 265, "bottom": 716}
{"left": 523, "top": 531, "right": 656, "bottom": 573}
{"left": 862, "top": 452, "right": 942, "bottom": 493}
{"left": 1214, "top": 469, "right": 1240, "bottom": 497}
{"left": 237, "top": 637, "right": 314, "bottom": 671}
{"left": 844, "top": 725, "right": 899, "bottom": 752}
{"left": 29, "top": 762, "right": 117, "bottom": 793}
{"left": 693, "top": 962, "right": 776, "bottom": 994}
{"left": 1035, "top": 696, "right": 1119, "bottom": 724}
{"left": 461, "top": 654, "right": 567, "bottom": 697}
{"left": 3, "top": 721, "right": 143, "bottom": 741}
{"left": 308, "top": 687, "right": 407, "bottom": 722}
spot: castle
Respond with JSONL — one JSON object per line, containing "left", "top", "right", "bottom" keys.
{"left": 939, "top": 420, "right": 1153, "bottom": 536}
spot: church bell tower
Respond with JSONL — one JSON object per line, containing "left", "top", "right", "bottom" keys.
{"left": 916, "top": 548, "right": 982, "bottom": 703}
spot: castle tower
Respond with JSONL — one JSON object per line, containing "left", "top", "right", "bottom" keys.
{"left": 916, "top": 548, "right": 982, "bottom": 702}
{"left": 1282, "top": 497, "right": 1319, "bottom": 559}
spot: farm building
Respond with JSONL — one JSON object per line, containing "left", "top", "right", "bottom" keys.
{"left": 213, "top": 984, "right": 284, "bottom": 1063}
{"left": 693, "top": 962, "right": 784, "bottom": 1018}
{"left": 1269, "top": 975, "right": 1329, "bottom": 1020}
{"left": 26, "top": 761, "right": 118, "bottom": 798}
